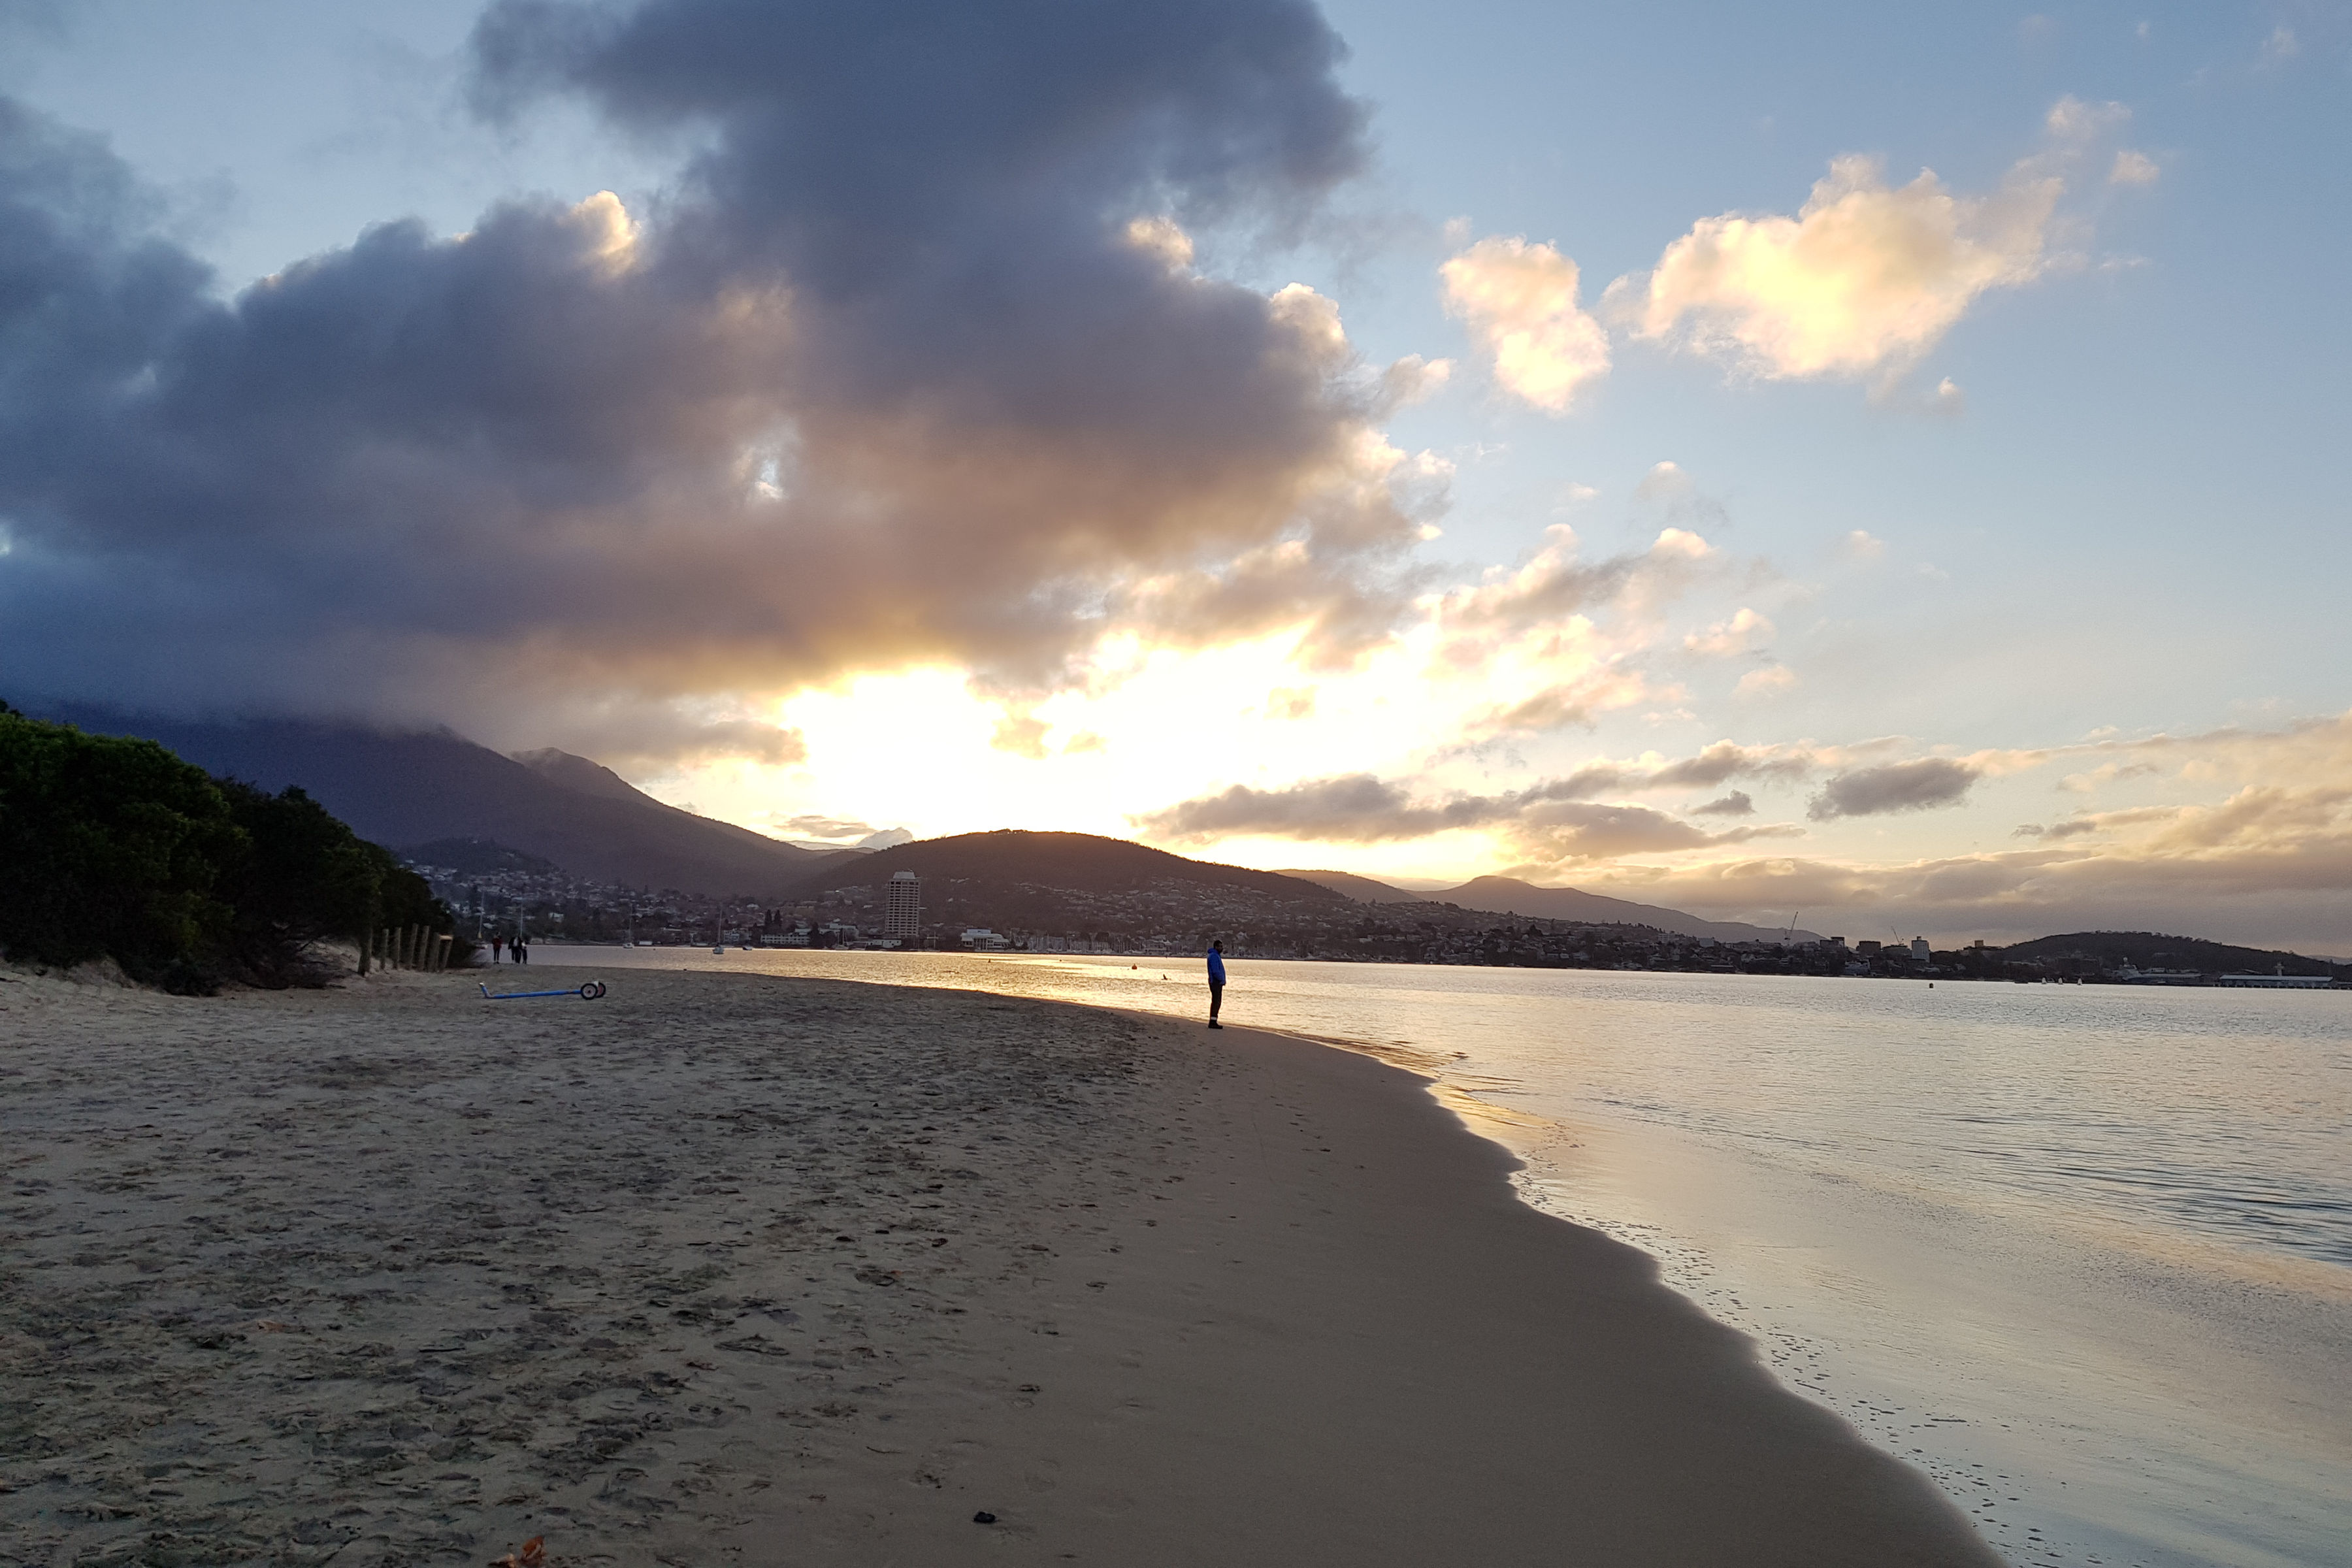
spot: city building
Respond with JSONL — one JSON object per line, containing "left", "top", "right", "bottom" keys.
{"left": 883, "top": 870, "right": 922, "bottom": 939}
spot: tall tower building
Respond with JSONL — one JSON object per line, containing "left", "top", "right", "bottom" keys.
{"left": 883, "top": 871, "right": 922, "bottom": 940}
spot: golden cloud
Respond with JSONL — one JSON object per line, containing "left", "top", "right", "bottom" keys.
{"left": 1610, "top": 153, "right": 2061, "bottom": 380}
{"left": 1440, "top": 236, "right": 1612, "bottom": 410}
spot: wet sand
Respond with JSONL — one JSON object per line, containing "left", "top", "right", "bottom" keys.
{"left": 0, "top": 966, "right": 1997, "bottom": 1565}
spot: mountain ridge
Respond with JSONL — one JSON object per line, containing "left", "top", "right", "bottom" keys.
{"left": 1280, "top": 868, "right": 1818, "bottom": 943}
{"left": 35, "top": 709, "right": 823, "bottom": 898}
{"left": 794, "top": 830, "right": 1345, "bottom": 904}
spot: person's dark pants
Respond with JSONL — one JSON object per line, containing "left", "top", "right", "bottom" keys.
{"left": 1208, "top": 980, "right": 1223, "bottom": 1023}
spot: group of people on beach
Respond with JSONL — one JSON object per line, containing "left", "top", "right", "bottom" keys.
{"left": 489, "top": 934, "right": 529, "bottom": 964}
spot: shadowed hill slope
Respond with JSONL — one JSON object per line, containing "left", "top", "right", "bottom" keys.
{"left": 39, "top": 710, "right": 822, "bottom": 898}
{"left": 1280, "top": 866, "right": 1818, "bottom": 943}
{"left": 795, "top": 830, "right": 1346, "bottom": 904}
{"left": 1996, "top": 930, "right": 2346, "bottom": 976}
{"left": 1278, "top": 868, "right": 1431, "bottom": 903}
{"left": 1415, "top": 876, "right": 1819, "bottom": 944}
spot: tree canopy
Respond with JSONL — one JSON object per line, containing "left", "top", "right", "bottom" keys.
{"left": 0, "top": 705, "right": 448, "bottom": 990}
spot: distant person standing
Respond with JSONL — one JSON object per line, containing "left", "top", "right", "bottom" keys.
{"left": 491, "top": 936, "right": 504, "bottom": 964}
{"left": 513, "top": 933, "right": 529, "bottom": 966}
{"left": 1205, "top": 939, "right": 1226, "bottom": 1028}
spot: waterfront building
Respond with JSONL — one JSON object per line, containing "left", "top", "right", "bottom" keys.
{"left": 883, "top": 871, "right": 922, "bottom": 939}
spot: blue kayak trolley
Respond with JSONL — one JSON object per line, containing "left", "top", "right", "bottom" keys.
{"left": 481, "top": 980, "right": 608, "bottom": 1000}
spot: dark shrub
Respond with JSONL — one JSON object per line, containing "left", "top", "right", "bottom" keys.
{"left": 1, "top": 708, "right": 454, "bottom": 987}
{"left": 0, "top": 709, "right": 240, "bottom": 978}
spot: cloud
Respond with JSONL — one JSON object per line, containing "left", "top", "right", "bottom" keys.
{"left": 1134, "top": 770, "right": 1798, "bottom": 862}
{"left": 1579, "top": 781, "right": 2352, "bottom": 949}
{"left": 1137, "top": 772, "right": 1467, "bottom": 843}
{"left": 1807, "top": 758, "right": 1980, "bottom": 819}
{"left": 1684, "top": 608, "right": 1772, "bottom": 657}
{"left": 0, "top": 1, "right": 1445, "bottom": 756}
{"left": 1136, "top": 734, "right": 1850, "bottom": 846}
{"left": 1463, "top": 664, "right": 1664, "bottom": 738}
{"left": 2110, "top": 150, "right": 2160, "bottom": 186}
{"left": 1634, "top": 460, "right": 1691, "bottom": 501}
{"left": 521, "top": 702, "right": 809, "bottom": 769}
{"left": 1610, "top": 150, "right": 2062, "bottom": 380}
{"left": 1508, "top": 801, "right": 1799, "bottom": 863}
{"left": 991, "top": 711, "right": 1053, "bottom": 759}
{"left": 1437, "top": 524, "right": 1717, "bottom": 644}
{"left": 1735, "top": 664, "right": 1797, "bottom": 698}
{"left": 1691, "top": 790, "right": 1755, "bottom": 817}
{"left": 1264, "top": 685, "right": 1317, "bottom": 720}
{"left": 1411, "top": 520, "right": 1728, "bottom": 739}
{"left": 1440, "top": 235, "right": 1610, "bottom": 411}
{"left": 779, "top": 813, "right": 878, "bottom": 840}
{"left": 1643, "top": 739, "right": 1826, "bottom": 789}
{"left": 1842, "top": 529, "right": 1887, "bottom": 560}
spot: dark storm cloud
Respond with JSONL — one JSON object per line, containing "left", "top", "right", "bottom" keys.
{"left": 1806, "top": 758, "right": 1980, "bottom": 820}
{"left": 0, "top": 0, "right": 1429, "bottom": 748}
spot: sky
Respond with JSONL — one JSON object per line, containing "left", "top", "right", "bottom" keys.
{"left": 3, "top": 0, "right": 2349, "bottom": 949}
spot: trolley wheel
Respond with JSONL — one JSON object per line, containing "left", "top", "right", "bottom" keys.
{"left": 579, "top": 981, "right": 605, "bottom": 1000}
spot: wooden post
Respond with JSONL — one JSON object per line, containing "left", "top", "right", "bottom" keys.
{"left": 436, "top": 932, "right": 452, "bottom": 972}
{"left": 404, "top": 926, "right": 417, "bottom": 970}
{"left": 357, "top": 925, "right": 371, "bottom": 976}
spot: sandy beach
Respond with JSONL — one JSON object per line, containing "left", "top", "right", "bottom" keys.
{"left": 1, "top": 964, "right": 1997, "bottom": 1567}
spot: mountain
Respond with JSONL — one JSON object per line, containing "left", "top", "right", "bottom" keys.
{"left": 1337, "top": 873, "right": 1820, "bottom": 943}
{"left": 786, "top": 830, "right": 1347, "bottom": 936}
{"left": 794, "top": 830, "right": 1343, "bottom": 903}
{"left": 402, "top": 838, "right": 564, "bottom": 878}
{"left": 510, "top": 747, "right": 649, "bottom": 803}
{"left": 39, "top": 709, "right": 825, "bottom": 898}
{"left": 1995, "top": 931, "right": 2346, "bottom": 977}
{"left": 1279, "top": 868, "right": 1430, "bottom": 903}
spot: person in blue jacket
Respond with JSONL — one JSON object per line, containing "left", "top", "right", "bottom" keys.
{"left": 1205, "top": 939, "right": 1226, "bottom": 1028}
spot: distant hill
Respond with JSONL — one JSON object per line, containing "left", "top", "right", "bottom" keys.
{"left": 1997, "top": 931, "right": 2346, "bottom": 977}
{"left": 1279, "top": 868, "right": 1430, "bottom": 903}
{"left": 401, "top": 837, "right": 563, "bottom": 879}
{"left": 788, "top": 830, "right": 1347, "bottom": 936}
{"left": 39, "top": 710, "right": 824, "bottom": 898}
{"left": 796, "top": 830, "right": 1343, "bottom": 903}
{"left": 1411, "top": 875, "right": 1819, "bottom": 943}
{"left": 1284, "top": 867, "right": 1816, "bottom": 943}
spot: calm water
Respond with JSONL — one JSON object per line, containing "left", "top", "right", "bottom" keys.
{"left": 532, "top": 948, "right": 2352, "bottom": 1568}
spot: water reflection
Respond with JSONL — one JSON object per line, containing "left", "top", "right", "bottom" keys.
{"left": 537, "top": 947, "right": 2352, "bottom": 1567}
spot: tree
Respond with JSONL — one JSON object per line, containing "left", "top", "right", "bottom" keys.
{"left": 0, "top": 709, "right": 455, "bottom": 988}
{"left": 0, "top": 710, "right": 240, "bottom": 987}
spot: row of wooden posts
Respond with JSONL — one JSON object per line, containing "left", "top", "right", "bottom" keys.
{"left": 357, "top": 924, "right": 453, "bottom": 975}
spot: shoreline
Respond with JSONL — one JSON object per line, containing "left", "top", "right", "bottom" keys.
{"left": 522, "top": 945, "right": 2352, "bottom": 1568}
{"left": 3, "top": 964, "right": 1996, "bottom": 1564}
